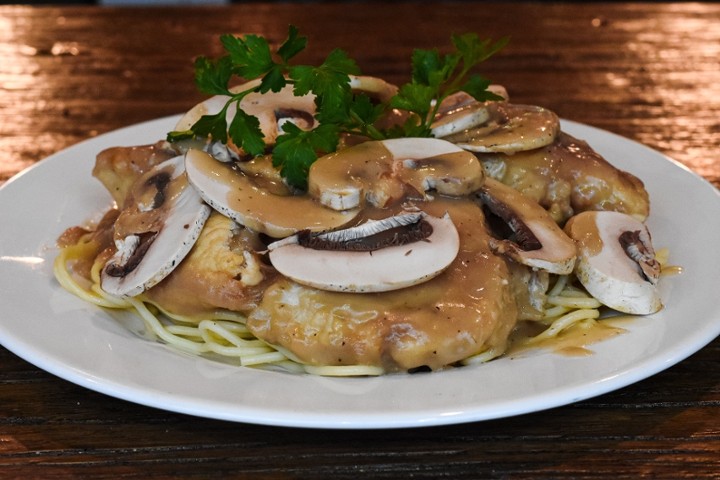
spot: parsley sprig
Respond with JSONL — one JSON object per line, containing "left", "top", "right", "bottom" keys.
{"left": 168, "top": 26, "right": 507, "bottom": 189}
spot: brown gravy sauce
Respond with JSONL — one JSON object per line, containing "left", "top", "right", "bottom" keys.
{"left": 445, "top": 103, "right": 558, "bottom": 151}
{"left": 191, "top": 149, "right": 355, "bottom": 233}
{"left": 113, "top": 162, "right": 188, "bottom": 241}
{"left": 64, "top": 142, "right": 669, "bottom": 372}
{"left": 476, "top": 132, "right": 650, "bottom": 223}
{"left": 246, "top": 197, "right": 519, "bottom": 371}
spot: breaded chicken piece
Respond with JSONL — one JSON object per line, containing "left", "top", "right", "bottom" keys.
{"left": 93, "top": 141, "right": 176, "bottom": 206}
{"left": 246, "top": 198, "right": 517, "bottom": 372}
{"left": 478, "top": 132, "right": 649, "bottom": 224}
{"left": 143, "top": 212, "right": 278, "bottom": 318}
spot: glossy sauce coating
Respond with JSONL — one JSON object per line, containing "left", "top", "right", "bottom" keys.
{"left": 188, "top": 149, "right": 359, "bottom": 235}
{"left": 479, "top": 132, "right": 650, "bottom": 223}
{"left": 112, "top": 162, "right": 189, "bottom": 241}
{"left": 246, "top": 198, "right": 518, "bottom": 372}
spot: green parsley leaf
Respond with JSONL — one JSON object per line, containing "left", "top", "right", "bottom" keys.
{"left": 166, "top": 129, "right": 195, "bottom": 142}
{"left": 192, "top": 110, "right": 229, "bottom": 144}
{"left": 411, "top": 49, "right": 439, "bottom": 86}
{"left": 411, "top": 49, "right": 456, "bottom": 89}
{"left": 460, "top": 73, "right": 505, "bottom": 102}
{"left": 228, "top": 107, "right": 264, "bottom": 156}
{"left": 259, "top": 65, "right": 287, "bottom": 93}
{"left": 452, "top": 33, "right": 509, "bottom": 66}
{"left": 347, "top": 94, "right": 386, "bottom": 139}
{"left": 273, "top": 123, "right": 340, "bottom": 190}
{"left": 290, "top": 49, "right": 360, "bottom": 125}
{"left": 392, "top": 34, "right": 508, "bottom": 137}
{"left": 170, "top": 27, "right": 508, "bottom": 190}
{"left": 277, "top": 25, "right": 307, "bottom": 63}
{"left": 221, "top": 33, "right": 275, "bottom": 80}
{"left": 390, "top": 83, "right": 435, "bottom": 119}
{"left": 194, "top": 55, "right": 233, "bottom": 96}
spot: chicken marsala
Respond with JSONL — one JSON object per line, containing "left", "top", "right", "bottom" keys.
{"left": 55, "top": 30, "right": 664, "bottom": 375}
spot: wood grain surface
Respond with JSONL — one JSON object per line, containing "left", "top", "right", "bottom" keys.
{"left": 1, "top": 2, "right": 719, "bottom": 478}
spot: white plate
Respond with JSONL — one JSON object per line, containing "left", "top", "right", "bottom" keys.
{"left": 1, "top": 116, "right": 719, "bottom": 429}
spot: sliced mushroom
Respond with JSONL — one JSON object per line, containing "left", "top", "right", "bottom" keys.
{"left": 477, "top": 178, "right": 577, "bottom": 274}
{"left": 175, "top": 79, "right": 316, "bottom": 155}
{"left": 307, "top": 141, "right": 403, "bottom": 211}
{"left": 93, "top": 141, "right": 178, "bottom": 206}
{"left": 387, "top": 138, "right": 485, "bottom": 198}
{"left": 430, "top": 89, "right": 508, "bottom": 138}
{"left": 564, "top": 211, "right": 662, "bottom": 314}
{"left": 487, "top": 84, "right": 510, "bottom": 101}
{"left": 431, "top": 102, "right": 490, "bottom": 138}
{"left": 442, "top": 102, "right": 560, "bottom": 154}
{"left": 101, "top": 156, "right": 211, "bottom": 297}
{"left": 184, "top": 149, "right": 359, "bottom": 238}
{"left": 349, "top": 75, "right": 398, "bottom": 102}
{"left": 234, "top": 154, "right": 291, "bottom": 196}
{"left": 267, "top": 212, "right": 460, "bottom": 293}
{"left": 308, "top": 138, "right": 484, "bottom": 211}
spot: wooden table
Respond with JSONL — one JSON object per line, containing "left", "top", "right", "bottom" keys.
{"left": 1, "top": 2, "right": 718, "bottom": 478}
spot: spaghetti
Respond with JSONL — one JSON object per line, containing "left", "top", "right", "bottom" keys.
{"left": 55, "top": 232, "right": 657, "bottom": 376}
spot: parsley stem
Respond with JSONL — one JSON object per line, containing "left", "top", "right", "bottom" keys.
{"left": 347, "top": 110, "right": 386, "bottom": 141}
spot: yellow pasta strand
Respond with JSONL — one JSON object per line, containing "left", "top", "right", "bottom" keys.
{"left": 528, "top": 308, "right": 601, "bottom": 343}
{"left": 241, "top": 351, "right": 292, "bottom": 367}
{"left": 53, "top": 248, "right": 129, "bottom": 309}
{"left": 461, "top": 347, "right": 505, "bottom": 366}
{"left": 546, "top": 294, "right": 602, "bottom": 309}
{"left": 53, "top": 240, "right": 653, "bottom": 376}
{"left": 547, "top": 274, "right": 569, "bottom": 296}
{"left": 126, "top": 297, "right": 211, "bottom": 354}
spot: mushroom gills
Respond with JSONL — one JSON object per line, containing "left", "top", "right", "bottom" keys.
{"left": 619, "top": 230, "right": 660, "bottom": 283}
{"left": 174, "top": 79, "right": 316, "bottom": 155}
{"left": 564, "top": 211, "right": 662, "bottom": 315}
{"left": 477, "top": 178, "right": 576, "bottom": 275}
{"left": 294, "top": 212, "right": 432, "bottom": 251}
{"left": 101, "top": 156, "right": 211, "bottom": 297}
{"left": 267, "top": 212, "right": 460, "bottom": 293}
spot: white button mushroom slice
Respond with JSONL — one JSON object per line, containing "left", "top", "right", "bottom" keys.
{"left": 443, "top": 102, "right": 560, "bottom": 154}
{"left": 430, "top": 86, "right": 509, "bottom": 139}
{"left": 184, "top": 149, "right": 359, "bottom": 238}
{"left": 436, "top": 86, "right": 509, "bottom": 104}
{"left": 267, "top": 212, "right": 460, "bottom": 293}
{"left": 431, "top": 102, "right": 490, "bottom": 138}
{"left": 487, "top": 84, "right": 509, "bottom": 101}
{"left": 308, "top": 138, "right": 483, "bottom": 211}
{"left": 387, "top": 138, "right": 485, "bottom": 197}
{"left": 477, "top": 178, "right": 577, "bottom": 274}
{"left": 234, "top": 154, "right": 291, "bottom": 196}
{"left": 564, "top": 211, "right": 662, "bottom": 315}
{"left": 175, "top": 78, "right": 317, "bottom": 153}
{"left": 307, "top": 141, "right": 402, "bottom": 211}
{"left": 348, "top": 75, "right": 399, "bottom": 102}
{"left": 174, "top": 88, "right": 233, "bottom": 132}
{"left": 100, "top": 156, "right": 211, "bottom": 298}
